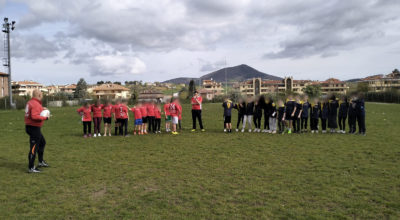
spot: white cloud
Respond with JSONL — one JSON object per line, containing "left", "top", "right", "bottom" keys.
{"left": 90, "top": 54, "right": 146, "bottom": 76}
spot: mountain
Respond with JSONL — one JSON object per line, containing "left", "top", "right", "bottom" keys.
{"left": 163, "top": 77, "right": 199, "bottom": 84}
{"left": 163, "top": 64, "right": 282, "bottom": 84}
{"left": 200, "top": 64, "right": 282, "bottom": 82}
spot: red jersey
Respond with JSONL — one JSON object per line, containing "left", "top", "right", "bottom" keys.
{"left": 146, "top": 104, "right": 155, "bottom": 117}
{"left": 140, "top": 106, "right": 147, "bottom": 118}
{"left": 130, "top": 107, "right": 142, "bottom": 120}
{"left": 119, "top": 104, "right": 129, "bottom": 119}
{"left": 163, "top": 103, "right": 170, "bottom": 116}
{"left": 191, "top": 96, "right": 202, "bottom": 110}
{"left": 102, "top": 104, "right": 113, "bottom": 118}
{"left": 91, "top": 104, "right": 103, "bottom": 118}
{"left": 113, "top": 104, "right": 121, "bottom": 119}
{"left": 177, "top": 104, "right": 182, "bottom": 120}
{"left": 169, "top": 102, "right": 180, "bottom": 117}
{"left": 154, "top": 107, "right": 161, "bottom": 119}
{"left": 25, "top": 98, "right": 47, "bottom": 127}
{"left": 77, "top": 106, "right": 92, "bottom": 122}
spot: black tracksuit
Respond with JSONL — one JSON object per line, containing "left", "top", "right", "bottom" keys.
{"left": 348, "top": 101, "right": 357, "bottom": 133}
{"left": 338, "top": 101, "right": 349, "bottom": 131}
{"left": 293, "top": 101, "right": 302, "bottom": 133}
{"left": 264, "top": 102, "right": 272, "bottom": 130}
{"left": 119, "top": 119, "right": 128, "bottom": 136}
{"left": 321, "top": 102, "right": 329, "bottom": 131}
{"left": 355, "top": 98, "right": 366, "bottom": 134}
{"left": 26, "top": 125, "right": 46, "bottom": 169}
{"left": 254, "top": 102, "right": 263, "bottom": 129}
{"left": 301, "top": 101, "right": 310, "bottom": 130}
{"left": 235, "top": 101, "right": 246, "bottom": 129}
{"left": 310, "top": 103, "right": 321, "bottom": 131}
{"left": 328, "top": 99, "right": 339, "bottom": 129}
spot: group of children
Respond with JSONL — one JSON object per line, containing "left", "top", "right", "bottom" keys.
{"left": 222, "top": 93, "right": 366, "bottom": 135}
{"left": 77, "top": 98, "right": 183, "bottom": 137}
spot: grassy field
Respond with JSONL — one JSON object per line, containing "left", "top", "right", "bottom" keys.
{"left": 0, "top": 102, "right": 399, "bottom": 219}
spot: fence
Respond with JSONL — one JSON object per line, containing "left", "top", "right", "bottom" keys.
{"left": 364, "top": 91, "right": 400, "bottom": 104}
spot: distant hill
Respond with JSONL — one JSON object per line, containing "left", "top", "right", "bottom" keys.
{"left": 163, "top": 64, "right": 282, "bottom": 84}
{"left": 163, "top": 77, "right": 199, "bottom": 84}
{"left": 345, "top": 78, "right": 362, "bottom": 82}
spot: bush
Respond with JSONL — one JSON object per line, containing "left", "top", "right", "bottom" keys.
{"left": 364, "top": 91, "right": 400, "bottom": 103}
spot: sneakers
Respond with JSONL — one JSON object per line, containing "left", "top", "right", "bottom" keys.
{"left": 311, "top": 130, "right": 315, "bottom": 134}
{"left": 236, "top": 129, "right": 239, "bottom": 132}
{"left": 224, "top": 129, "right": 227, "bottom": 133}
{"left": 288, "top": 130, "right": 292, "bottom": 134}
{"left": 94, "top": 134, "right": 97, "bottom": 137}
{"left": 322, "top": 130, "right": 326, "bottom": 133}
{"left": 248, "top": 129, "right": 252, "bottom": 133}
{"left": 191, "top": 129, "right": 196, "bottom": 132}
{"left": 201, "top": 129, "right": 206, "bottom": 132}
{"left": 38, "top": 161, "right": 49, "bottom": 167}
{"left": 28, "top": 167, "right": 41, "bottom": 173}
{"left": 98, "top": 133, "right": 101, "bottom": 137}
{"left": 172, "top": 131, "right": 179, "bottom": 135}
{"left": 272, "top": 131, "right": 276, "bottom": 134}
{"left": 109, "top": 133, "right": 112, "bottom": 136}
{"left": 83, "top": 134, "right": 87, "bottom": 138}
{"left": 241, "top": 129, "right": 244, "bottom": 133}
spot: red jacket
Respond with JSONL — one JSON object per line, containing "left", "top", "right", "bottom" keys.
{"left": 25, "top": 98, "right": 47, "bottom": 127}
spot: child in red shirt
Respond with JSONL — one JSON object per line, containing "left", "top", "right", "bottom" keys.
{"left": 163, "top": 101, "right": 171, "bottom": 132}
{"left": 140, "top": 103, "right": 148, "bottom": 134}
{"left": 118, "top": 100, "right": 130, "bottom": 136}
{"left": 102, "top": 100, "right": 113, "bottom": 136}
{"left": 146, "top": 102, "right": 155, "bottom": 133}
{"left": 91, "top": 100, "right": 103, "bottom": 137}
{"left": 169, "top": 98, "right": 181, "bottom": 135}
{"left": 77, "top": 102, "right": 92, "bottom": 138}
{"left": 113, "top": 100, "right": 121, "bottom": 135}
{"left": 130, "top": 103, "right": 143, "bottom": 135}
{"left": 154, "top": 104, "right": 162, "bottom": 133}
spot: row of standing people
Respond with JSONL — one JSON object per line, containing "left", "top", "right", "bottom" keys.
{"left": 77, "top": 98, "right": 184, "bottom": 137}
{"left": 222, "top": 94, "right": 366, "bottom": 135}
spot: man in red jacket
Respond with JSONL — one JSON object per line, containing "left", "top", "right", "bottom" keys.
{"left": 25, "top": 90, "right": 49, "bottom": 173}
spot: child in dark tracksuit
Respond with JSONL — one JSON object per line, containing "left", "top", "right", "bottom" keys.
{"left": 277, "top": 100, "right": 285, "bottom": 134}
{"left": 263, "top": 99, "right": 271, "bottom": 132}
{"left": 338, "top": 98, "right": 349, "bottom": 133}
{"left": 348, "top": 98, "right": 357, "bottom": 134}
{"left": 301, "top": 99, "right": 310, "bottom": 132}
{"left": 235, "top": 99, "right": 246, "bottom": 132}
{"left": 268, "top": 100, "right": 277, "bottom": 133}
{"left": 328, "top": 97, "right": 339, "bottom": 133}
{"left": 310, "top": 100, "right": 321, "bottom": 133}
{"left": 293, "top": 98, "right": 302, "bottom": 133}
{"left": 321, "top": 100, "right": 329, "bottom": 133}
{"left": 355, "top": 97, "right": 366, "bottom": 135}
{"left": 253, "top": 100, "right": 263, "bottom": 132}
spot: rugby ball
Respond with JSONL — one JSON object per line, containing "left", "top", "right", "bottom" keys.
{"left": 40, "top": 109, "right": 50, "bottom": 117}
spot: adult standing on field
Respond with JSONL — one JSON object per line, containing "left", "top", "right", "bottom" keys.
{"left": 191, "top": 91, "right": 205, "bottom": 132}
{"left": 25, "top": 89, "right": 50, "bottom": 173}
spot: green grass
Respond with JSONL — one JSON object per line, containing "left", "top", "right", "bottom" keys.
{"left": 0, "top": 103, "right": 399, "bottom": 219}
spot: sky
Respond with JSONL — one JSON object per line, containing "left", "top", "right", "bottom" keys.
{"left": 0, "top": 0, "right": 399, "bottom": 85}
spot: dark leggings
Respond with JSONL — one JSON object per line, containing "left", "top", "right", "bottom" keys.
{"left": 293, "top": 118, "right": 300, "bottom": 132}
{"left": 192, "top": 110, "right": 204, "bottom": 129}
{"left": 310, "top": 118, "right": 318, "bottom": 130}
{"left": 278, "top": 120, "right": 285, "bottom": 133}
{"left": 119, "top": 119, "right": 128, "bottom": 136}
{"left": 356, "top": 113, "right": 366, "bottom": 133}
{"left": 237, "top": 114, "right": 244, "bottom": 129}
{"left": 148, "top": 116, "right": 155, "bottom": 132}
{"left": 26, "top": 125, "right": 46, "bottom": 169}
{"left": 253, "top": 114, "right": 261, "bottom": 129}
{"left": 264, "top": 114, "right": 270, "bottom": 130}
{"left": 348, "top": 116, "right": 356, "bottom": 133}
{"left": 321, "top": 118, "right": 327, "bottom": 131}
{"left": 338, "top": 116, "right": 347, "bottom": 130}
{"left": 93, "top": 117, "right": 102, "bottom": 134}
{"left": 155, "top": 118, "right": 161, "bottom": 131}
{"left": 301, "top": 117, "right": 308, "bottom": 130}
{"left": 83, "top": 121, "right": 91, "bottom": 135}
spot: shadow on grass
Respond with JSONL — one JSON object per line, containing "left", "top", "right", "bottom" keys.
{"left": 0, "top": 157, "right": 27, "bottom": 173}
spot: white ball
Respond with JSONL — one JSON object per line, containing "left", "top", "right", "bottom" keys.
{"left": 40, "top": 109, "right": 50, "bottom": 117}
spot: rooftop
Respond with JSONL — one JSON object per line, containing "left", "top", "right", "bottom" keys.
{"left": 92, "top": 84, "right": 130, "bottom": 91}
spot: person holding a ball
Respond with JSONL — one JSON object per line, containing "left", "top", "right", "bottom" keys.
{"left": 25, "top": 89, "right": 50, "bottom": 173}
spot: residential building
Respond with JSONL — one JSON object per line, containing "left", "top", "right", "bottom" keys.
{"left": 46, "top": 84, "right": 77, "bottom": 95}
{"left": 138, "top": 90, "right": 164, "bottom": 102}
{"left": 0, "top": 72, "right": 9, "bottom": 98}
{"left": 91, "top": 83, "right": 131, "bottom": 99}
{"left": 361, "top": 72, "right": 400, "bottom": 92}
{"left": 12, "top": 80, "right": 47, "bottom": 96}
{"left": 239, "top": 77, "right": 348, "bottom": 96}
{"left": 202, "top": 79, "right": 224, "bottom": 95}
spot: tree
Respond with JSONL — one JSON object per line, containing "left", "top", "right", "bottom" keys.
{"left": 393, "top": 69, "right": 399, "bottom": 74}
{"left": 357, "top": 82, "right": 370, "bottom": 93}
{"left": 302, "top": 85, "right": 321, "bottom": 97}
{"left": 97, "top": 81, "right": 104, "bottom": 85}
{"left": 74, "top": 78, "right": 88, "bottom": 99}
{"left": 105, "top": 81, "right": 112, "bottom": 84}
{"left": 188, "top": 80, "right": 196, "bottom": 98}
{"left": 114, "top": 81, "right": 121, "bottom": 85}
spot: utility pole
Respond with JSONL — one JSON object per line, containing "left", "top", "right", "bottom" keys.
{"left": 224, "top": 57, "right": 228, "bottom": 96}
{"left": 2, "top": 17, "right": 16, "bottom": 108}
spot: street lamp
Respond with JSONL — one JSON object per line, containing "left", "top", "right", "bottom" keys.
{"left": 2, "top": 17, "right": 16, "bottom": 108}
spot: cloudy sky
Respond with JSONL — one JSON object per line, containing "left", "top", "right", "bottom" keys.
{"left": 1, "top": 0, "right": 399, "bottom": 85}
